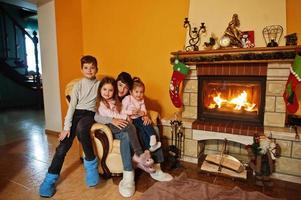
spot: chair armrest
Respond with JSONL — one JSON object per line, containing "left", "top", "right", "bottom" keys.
{"left": 90, "top": 123, "right": 114, "bottom": 154}
{"left": 90, "top": 123, "right": 114, "bottom": 178}
{"left": 148, "top": 110, "right": 159, "bottom": 125}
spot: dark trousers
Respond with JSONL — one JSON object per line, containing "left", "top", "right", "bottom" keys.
{"left": 133, "top": 117, "right": 164, "bottom": 163}
{"left": 133, "top": 117, "right": 155, "bottom": 140}
{"left": 48, "top": 109, "right": 95, "bottom": 174}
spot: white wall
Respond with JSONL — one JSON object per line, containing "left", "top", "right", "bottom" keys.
{"left": 38, "top": 0, "right": 62, "bottom": 132}
{"left": 187, "top": 0, "right": 286, "bottom": 49}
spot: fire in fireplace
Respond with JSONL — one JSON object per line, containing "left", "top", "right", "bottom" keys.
{"left": 198, "top": 76, "right": 266, "bottom": 125}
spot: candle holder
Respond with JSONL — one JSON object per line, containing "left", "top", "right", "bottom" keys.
{"left": 184, "top": 17, "right": 206, "bottom": 51}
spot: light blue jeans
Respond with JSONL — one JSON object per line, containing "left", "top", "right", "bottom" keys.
{"left": 107, "top": 123, "right": 143, "bottom": 171}
{"left": 113, "top": 131, "right": 132, "bottom": 171}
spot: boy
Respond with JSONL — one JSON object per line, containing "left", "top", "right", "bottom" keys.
{"left": 39, "top": 55, "right": 100, "bottom": 197}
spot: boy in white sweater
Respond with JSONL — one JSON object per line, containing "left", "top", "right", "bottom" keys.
{"left": 39, "top": 55, "right": 100, "bottom": 197}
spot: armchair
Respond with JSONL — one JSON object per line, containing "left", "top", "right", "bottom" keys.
{"left": 65, "top": 79, "right": 160, "bottom": 178}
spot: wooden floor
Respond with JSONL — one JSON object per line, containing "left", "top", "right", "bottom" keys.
{"left": 0, "top": 108, "right": 300, "bottom": 200}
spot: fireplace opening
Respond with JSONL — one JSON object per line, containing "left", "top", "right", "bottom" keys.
{"left": 198, "top": 76, "right": 266, "bottom": 125}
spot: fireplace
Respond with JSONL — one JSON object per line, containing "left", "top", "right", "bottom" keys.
{"left": 163, "top": 47, "right": 301, "bottom": 179}
{"left": 198, "top": 76, "right": 266, "bottom": 125}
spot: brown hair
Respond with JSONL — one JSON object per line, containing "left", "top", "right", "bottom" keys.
{"left": 131, "top": 77, "right": 145, "bottom": 92}
{"left": 80, "top": 55, "right": 98, "bottom": 69}
{"left": 97, "top": 76, "right": 122, "bottom": 112}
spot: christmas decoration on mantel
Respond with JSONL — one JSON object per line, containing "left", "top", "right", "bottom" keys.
{"left": 262, "top": 25, "right": 283, "bottom": 47}
{"left": 219, "top": 14, "right": 243, "bottom": 48}
{"left": 169, "top": 59, "right": 190, "bottom": 108}
{"left": 170, "top": 50, "right": 297, "bottom": 65}
{"left": 285, "top": 33, "right": 298, "bottom": 46}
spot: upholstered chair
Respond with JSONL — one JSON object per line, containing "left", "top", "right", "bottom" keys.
{"left": 65, "top": 78, "right": 160, "bottom": 178}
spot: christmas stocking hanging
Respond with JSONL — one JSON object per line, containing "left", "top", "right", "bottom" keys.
{"left": 283, "top": 54, "right": 301, "bottom": 113}
{"left": 169, "top": 59, "right": 190, "bottom": 108}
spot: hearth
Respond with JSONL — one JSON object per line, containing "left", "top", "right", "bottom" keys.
{"left": 198, "top": 76, "right": 266, "bottom": 125}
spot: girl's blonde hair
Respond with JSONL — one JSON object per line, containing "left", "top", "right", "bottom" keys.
{"left": 132, "top": 77, "right": 145, "bottom": 91}
{"left": 97, "top": 76, "right": 122, "bottom": 112}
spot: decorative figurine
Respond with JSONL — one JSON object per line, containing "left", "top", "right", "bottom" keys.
{"left": 246, "top": 135, "right": 281, "bottom": 187}
{"left": 203, "top": 33, "right": 218, "bottom": 50}
{"left": 221, "top": 14, "right": 243, "bottom": 48}
{"left": 241, "top": 31, "right": 255, "bottom": 48}
{"left": 262, "top": 25, "right": 283, "bottom": 47}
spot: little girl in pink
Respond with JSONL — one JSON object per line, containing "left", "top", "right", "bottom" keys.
{"left": 97, "top": 76, "right": 155, "bottom": 173}
{"left": 122, "top": 77, "right": 161, "bottom": 152}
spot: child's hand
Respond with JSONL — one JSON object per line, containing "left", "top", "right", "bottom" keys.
{"left": 59, "top": 130, "right": 70, "bottom": 141}
{"left": 126, "top": 116, "right": 133, "bottom": 123}
{"left": 132, "top": 109, "right": 139, "bottom": 115}
{"left": 112, "top": 118, "right": 128, "bottom": 129}
{"left": 138, "top": 110, "right": 146, "bottom": 116}
{"left": 142, "top": 115, "right": 152, "bottom": 125}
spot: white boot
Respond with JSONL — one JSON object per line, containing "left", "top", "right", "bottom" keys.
{"left": 149, "top": 135, "right": 161, "bottom": 152}
{"left": 119, "top": 170, "right": 135, "bottom": 198}
{"left": 150, "top": 135, "right": 157, "bottom": 146}
{"left": 150, "top": 163, "right": 173, "bottom": 182}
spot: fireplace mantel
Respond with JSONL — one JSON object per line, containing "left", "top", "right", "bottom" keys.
{"left": 171, "top": 46, "right": 301, "bottom": 64}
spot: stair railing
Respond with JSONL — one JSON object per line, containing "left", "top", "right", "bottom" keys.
{"left": 0, "top": 6, "right": 40, "bottom": 89}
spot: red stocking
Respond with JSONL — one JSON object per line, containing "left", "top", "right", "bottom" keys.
{"left": 283, "top": 54, "right": 301, "bottom": 114}
{"left": 169, "top": 60, "right": 189, "bottom": 108}
{"left": 283, "top": 73, "right": 299, "bottom": 113}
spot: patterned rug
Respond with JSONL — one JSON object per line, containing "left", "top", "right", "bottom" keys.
{"left": 139, "top": 173, "right": 283, "bottom": 200}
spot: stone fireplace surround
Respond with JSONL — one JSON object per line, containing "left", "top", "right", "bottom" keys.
{"left": 160, "top": 46, "right": 301, "bottom": 182}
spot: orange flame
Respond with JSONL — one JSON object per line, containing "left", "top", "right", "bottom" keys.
{"left": 209, "top": 90, "right": 256, "bottom": 112}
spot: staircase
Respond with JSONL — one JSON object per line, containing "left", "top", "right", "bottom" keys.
{"left": 0, "top": 4, "right": 42, "bottom": 108}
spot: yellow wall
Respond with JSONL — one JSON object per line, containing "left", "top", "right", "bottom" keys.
{"left": 286, "top": 0, "right": 301, "bottom": 45}
{"left": 188, "top": 0, "right": 286, "bottom": 48}
{"left": 55, "top": 0, "right": 84, "bottom": 118}
{"left": 81, "top": 0, "right": 189, "bottom": 117}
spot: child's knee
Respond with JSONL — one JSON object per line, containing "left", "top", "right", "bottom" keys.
{"left": 120, "top": 132, "right": 130, "bottom": 141}
{"left": 125, "top": 123, "right": 136, "bottom": 132}
{"left": 55, "top": 145, "right": 69, "bottom": 157}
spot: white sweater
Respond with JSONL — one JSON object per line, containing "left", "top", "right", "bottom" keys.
{"left": 63, "top": 78, "right": 100, "bottom": 131}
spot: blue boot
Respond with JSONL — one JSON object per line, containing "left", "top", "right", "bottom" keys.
{"left": 83, "top": 157, "right": 100, "bottom": 187}
{"left": 39, "top": 173, "right": 59, "bottom": 197}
